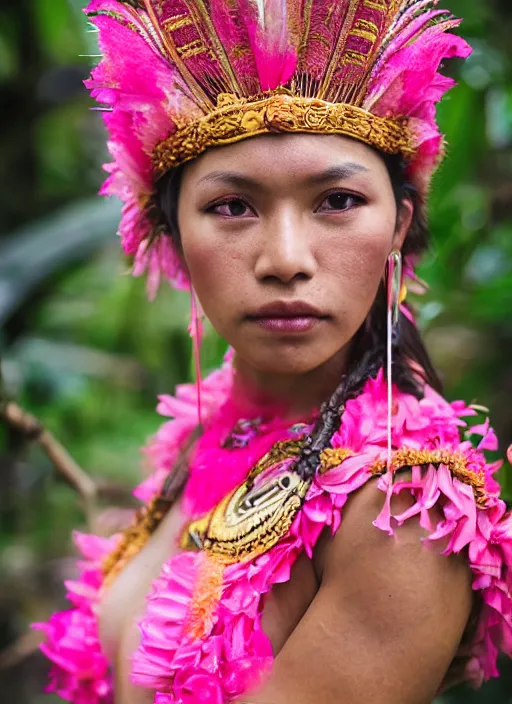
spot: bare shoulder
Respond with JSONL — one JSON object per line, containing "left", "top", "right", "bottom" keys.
{"left": 248, "top": 473, "right": 474, "bottom": 704}
{"left": 324, "top": 470, "right": 472, "bottom": 589}
{"left": 321, "top": 472, "right": 473, "bottom": 665}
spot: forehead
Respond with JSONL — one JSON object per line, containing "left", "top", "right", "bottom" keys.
{"left": 184, "top": 133, "right": 388, "bottom": 183}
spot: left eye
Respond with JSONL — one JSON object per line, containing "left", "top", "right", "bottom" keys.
{"left": 319, "top": 193, "right": 362, "bottom": 212}
{"left": 209, "top": 198, "right": 252, "bottom": 217}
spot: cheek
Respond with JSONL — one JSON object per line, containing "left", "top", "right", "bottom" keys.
{"left": 318, "top": 216, "right": 393, "bottom": 307}
{"left": 180, "top": 226, "right": 248, "bottom": 323}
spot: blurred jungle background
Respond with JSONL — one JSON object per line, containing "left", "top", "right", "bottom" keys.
{"left": 0, "top": 0, "right": 511, "bottom": 702}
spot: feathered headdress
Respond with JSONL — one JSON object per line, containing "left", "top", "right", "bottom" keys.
{"left": 85, "top": 0, "right": 471, "bottom": 297}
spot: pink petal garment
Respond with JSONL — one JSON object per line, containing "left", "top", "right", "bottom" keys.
{"left": 35, "top": 361, "right": 512, "bottom": 703}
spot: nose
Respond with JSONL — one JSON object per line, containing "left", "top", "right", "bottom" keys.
{"left": 254, "top": 209, "right": 317, "bottom": 284}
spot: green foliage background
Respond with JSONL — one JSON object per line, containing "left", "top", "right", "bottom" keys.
{"left": 0, "top": 0, "right": 510, "bottom": 702}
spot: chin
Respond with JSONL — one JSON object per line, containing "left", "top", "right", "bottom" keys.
{"left": 237, "top": 342, "right": 341, "bottom": 377}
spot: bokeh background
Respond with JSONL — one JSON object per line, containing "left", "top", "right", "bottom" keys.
{"left": 0, "top": 1, "right": 511, "bottom": 702}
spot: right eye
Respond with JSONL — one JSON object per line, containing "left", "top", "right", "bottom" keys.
{"left": 208, "top": 198, "right": 253, "bottom": 217}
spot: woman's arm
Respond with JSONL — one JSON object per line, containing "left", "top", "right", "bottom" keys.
{"left": 244, "top": 477, "right": 473, "bottom": 704}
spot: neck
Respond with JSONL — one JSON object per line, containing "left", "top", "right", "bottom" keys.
{"left": 232, "top": 348, "right": 349, "bottom": 421}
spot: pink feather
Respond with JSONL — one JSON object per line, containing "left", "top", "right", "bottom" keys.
{"left": 243, "top": 0, "right": 299, "bottom": 90}
{"left": 156, "top": 0, "right": 230, "bottom": 95}
{"left": 86, "top": 1, "right": 198, "bottom": 293}
{"left": 298, "top": 1, "right": 352, "bottom": 82}
{"left": 365, "top": 19, "right": 471, "bottom": 193}
{"left": 209, "top": 0, "right": 260, "bottom": 94}
{"left": 84, "top": 0, "right": 475, "bottom": 296}
{"left": 372, "top": 9, "right": 449, "bottom": 78}
{"left": 366, "top": 23, "right": 472, "bottom": 118}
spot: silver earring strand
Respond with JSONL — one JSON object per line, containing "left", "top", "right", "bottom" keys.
{"left": 386, "top": 250, "right": 402, "bottom": 471}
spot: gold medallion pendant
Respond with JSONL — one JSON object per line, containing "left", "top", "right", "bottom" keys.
{"left": 181, "top": 385, "right": 348, "bottom": 565}
{"left": 181, "top": 440, "right": 310, "bottom": 564}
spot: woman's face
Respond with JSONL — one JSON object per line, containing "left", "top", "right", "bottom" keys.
{"left": 178, "top": 134, "right": 413, "bottom": 377}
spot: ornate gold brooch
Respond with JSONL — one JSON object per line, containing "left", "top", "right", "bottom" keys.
{"left": 153, "top": 90, "right": 414, "bottom": 175}
{"left": 180, "top": 440, "right": 310, "bottom": 563}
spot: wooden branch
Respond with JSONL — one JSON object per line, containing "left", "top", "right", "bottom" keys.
{"left": 1, "top": 401, "right": 99, "bottom": 530}
{"left": 0, "top": 401, "right": 140, "bottom": 670}
{"left": 94, "top": 478, "right": 139, "bottom": 505}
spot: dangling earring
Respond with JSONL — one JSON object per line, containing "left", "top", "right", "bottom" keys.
{"left": 189, "top": 287, "right": 204, "bottom": 428}
{"left": 386, "top": 250, "right": 402, "bottom": 472}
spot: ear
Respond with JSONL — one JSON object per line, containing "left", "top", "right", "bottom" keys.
{"left": 392, "top": 198, "right": 414, "bottom": 251}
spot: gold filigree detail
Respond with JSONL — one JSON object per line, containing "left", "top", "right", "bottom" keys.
{"left": 153, "top": 91, "right": 414, "bottom": 175}
{"left": 163, "top": 14, "right": 193, "bottom": 32}
{"left": 101, "top": 496, "right": 168, "bottom": 588}
{"left": 363, "top": 1, "right": 390, "bottom": 12}
{"left": 247, "top": 438, "right": 304, "bottom": 479}
{"left": 180, "top": 439, "right": 308, "bottom": 564}
{"left": 370, "top": 448, "right": 488, "bottom": 507}
{"left": 177, "top": 40, "right": 208, "bottom": 59}
{"left": 351, "top": 19, "right": 380, "bottom": 43}
{"left": 319, "top": 447, "right": 355, "bottom": 473}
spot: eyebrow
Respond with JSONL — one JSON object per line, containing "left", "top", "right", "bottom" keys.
{"left": 196, "top": 162, "right": 370, "bottom": 190}
{"left": 306, "top": 163, "right": 370, "bottom": 185}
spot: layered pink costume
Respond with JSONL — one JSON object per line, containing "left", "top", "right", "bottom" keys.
{"left": 34, "top": 0, "right": 512, "bottom": 701}
{"left": 35, "top": 359, "right": 512, "bottom": 702}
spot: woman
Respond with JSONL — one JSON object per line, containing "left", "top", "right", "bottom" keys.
{"left": 35, "top": 1, "right": 512, "bottom": 703}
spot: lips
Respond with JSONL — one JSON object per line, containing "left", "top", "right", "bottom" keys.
{"left": 248, "top": 301, "right": 326, "bottom": 319}
{"left": 246, "top": 301, "right": 328, "bottom": 334}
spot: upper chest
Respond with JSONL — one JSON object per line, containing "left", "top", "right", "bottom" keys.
{"left": 98, "top": 497, "right": 324, "bottom": 704}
